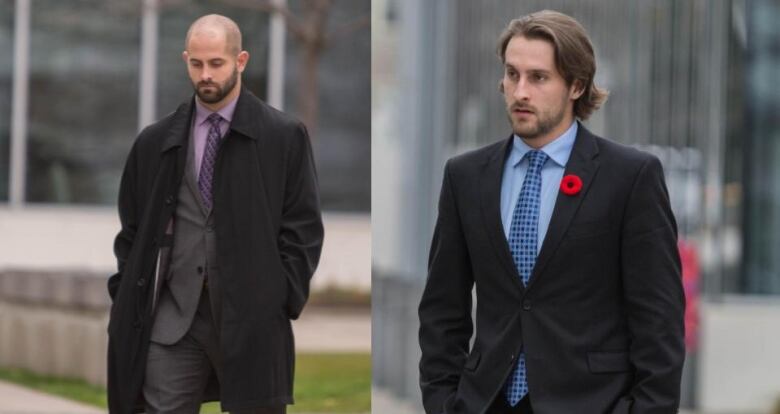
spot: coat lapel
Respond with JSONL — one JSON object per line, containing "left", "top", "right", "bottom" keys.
{"left": 526, "top": 124, "right": 600, "bottom": 290}
{"left": 158, "top": 99, "right": 192, "bottom": 219}
{"left": 480, "top": 136, "right": 525, "bottom": 290}
{"left": 160, "top": 99, "right": 193, "bottom": 155}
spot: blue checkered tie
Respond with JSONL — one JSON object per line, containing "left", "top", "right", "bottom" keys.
{"left": 505, "top": 149, "right": 548, "bottom": 406}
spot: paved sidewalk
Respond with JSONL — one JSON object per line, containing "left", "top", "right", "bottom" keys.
{"left": 372, "top": 387, "right": 422, "bottom": 414}
{"left": 293, "top": 307, "right": 371, "bottom": 352}
{"left": 0, "top": 380, "right": 103, "bottom": 414}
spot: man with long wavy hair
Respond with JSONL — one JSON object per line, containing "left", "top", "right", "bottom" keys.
{"left": 419, "top": 10, "right": 684, "bottom": 414}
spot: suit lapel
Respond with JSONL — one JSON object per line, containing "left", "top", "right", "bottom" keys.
{"left": 526, "top": 124, "right": 600, "bottom": 290}
{"left": 480, "top": 136, "right": 526, "bottom": 291}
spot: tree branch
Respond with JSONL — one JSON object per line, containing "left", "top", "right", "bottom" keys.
{"left": 325, "top": 15, "right": 370, "bottom": 46}
{"left": 215, "top": 0, "right": 308, "bottom": 41}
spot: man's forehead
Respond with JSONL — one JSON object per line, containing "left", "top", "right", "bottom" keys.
{"left": 505, "top": 36, "right": 556, "bottom": 68}
{"left": 186, "top": 39, "right": 233, "bottom": 60}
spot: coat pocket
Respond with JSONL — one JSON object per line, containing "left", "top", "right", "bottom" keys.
{"left": 587, "top": 351, "right": 631, "bottom": 374}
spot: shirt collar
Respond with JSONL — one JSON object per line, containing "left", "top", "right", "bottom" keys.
{"left": 508, "top": 121, "right": 578, "bottom": 168}
{"left": 194, "top": 94, "right": 239, "bottom": 127}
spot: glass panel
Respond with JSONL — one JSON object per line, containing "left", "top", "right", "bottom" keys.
{"left": 287, "top": 0, "right": 371, "bottom": 211}
{"left": 742, "top": 0, "right": 780, "bottom": 294}
{"left": 0, "top": 0, "right": 13, "bottom": 201}
{"left": 26, "top": 0, "right": 140, "bottom": 204}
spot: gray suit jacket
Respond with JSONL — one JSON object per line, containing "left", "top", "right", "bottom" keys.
{"left": 150, "top": 131, "right": 221, "bottom": 344}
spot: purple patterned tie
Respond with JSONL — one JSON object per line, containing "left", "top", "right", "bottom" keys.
{"left": 198, "top": 113, "right": 224, "bottom": 211}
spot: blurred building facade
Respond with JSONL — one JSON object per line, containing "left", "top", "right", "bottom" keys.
{"left": 0, "top": 0, "right": 369, "bottom": 282}
{"left": 373, "top": 0, "right": 780, "bottom": 412}
{"left": 0, "top": 0, "right": 370, "bottom": 391}
{"left": 0, "top": 0, "right": 370, "bottom": 210}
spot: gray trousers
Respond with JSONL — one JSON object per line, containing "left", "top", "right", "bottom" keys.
{"left": 144, "top": 287, "right": 285, "bottom": 414}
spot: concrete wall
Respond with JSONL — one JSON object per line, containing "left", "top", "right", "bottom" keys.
{"left": 0, "top": 268, "right": 372, "bottom": 389}
{"left": 0, "top": 271, "right": 109, "bottom": 386}
{"left": 0, "top": 208, "right": 371, "bottom": 388}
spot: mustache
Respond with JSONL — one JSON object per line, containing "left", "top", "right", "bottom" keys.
{"left": 509, "top": 103, "right": 535, "bottom": 113}
{"left": 198, "top": 81, "right": 219, "bottom": 88}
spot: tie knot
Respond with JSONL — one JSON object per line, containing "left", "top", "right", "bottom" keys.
{"left": 526, "top": 150, "right": 548, "bottom": 172}
{"left": 207, "top": 113, "right": 222, "bottom": 127}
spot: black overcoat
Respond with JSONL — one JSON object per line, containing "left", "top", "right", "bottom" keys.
{"left": 107, "top": 88, "right": 324, "bottom": 413}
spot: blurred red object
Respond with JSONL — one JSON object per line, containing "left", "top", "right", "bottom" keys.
{"left": 678, "top": 239, "right": 700, "bottom": 352}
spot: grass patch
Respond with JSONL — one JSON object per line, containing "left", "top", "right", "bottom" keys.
{"left": 0, "top": 352, "right": 370, "bottom": 413}
{"left": 290, "top": 353, "right": 371, "bottom": 412}
{"left": 0, "top": 367, "right": 107, "bottom": 407}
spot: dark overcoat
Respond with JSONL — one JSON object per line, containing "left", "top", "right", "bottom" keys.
{"left": 107, "top": 88, "right": 324, "bottom": 413}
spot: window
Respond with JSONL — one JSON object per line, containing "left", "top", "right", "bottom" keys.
{"left": 0, "top": 0, "right": 13, "bottom": 202}
{"left": 26, "top": 0, "right": 140, "bottom": 204}
{"left": 741, "top": 1, "right": 780, "bottom": 294}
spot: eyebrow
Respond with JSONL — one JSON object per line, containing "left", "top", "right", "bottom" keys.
{"left": 504, "top": 64, "right": 553, "bottom": 76}
{"left": 189, "top": 58, "right": 226, "bottom": 63}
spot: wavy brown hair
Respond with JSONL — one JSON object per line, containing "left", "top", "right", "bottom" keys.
{"left": 497, "top": 10, "right": 608, "bottom": 120}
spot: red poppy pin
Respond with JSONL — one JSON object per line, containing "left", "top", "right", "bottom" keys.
{"left": 560, "top": 174, "right": 582, "bottom": 196}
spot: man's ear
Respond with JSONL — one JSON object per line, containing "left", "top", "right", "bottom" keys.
{"left": 498, "top": 79, "right": 504, "bottom": 94}
{"left": 182, "top": 51, "right": 189, "bottom": 64}
{"left": 237, "top": 51, "right": 250, "bottom": 72}
{"left": 570, "top": 79, "right": 585, "bottom": 100}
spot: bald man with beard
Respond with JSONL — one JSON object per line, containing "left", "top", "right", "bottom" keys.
{"left": 106, "top": 14, "right": 323, "bottom": 414}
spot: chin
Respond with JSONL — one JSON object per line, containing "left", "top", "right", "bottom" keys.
{"left": 513, "top": 124, "right": 540, "bottom": 139}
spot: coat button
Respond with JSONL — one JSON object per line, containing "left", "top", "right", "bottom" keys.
{"left": 522, "top": 299, "right": 531, "bottom": 311}
{"left": 165, "top": 195, "right": 174, "bottom": 205}
{"left": 197, "top": 266, "right": 203, "bottom": 274}
{"left": 137, "top": 278, "right": 146, "bottom": 287}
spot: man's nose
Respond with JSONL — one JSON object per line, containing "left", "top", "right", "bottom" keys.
{"left": 513, "top": 77, "right": 530, "bottom": 101}
{"left": 200, "top": 68, "right": 212, "bottom": 82}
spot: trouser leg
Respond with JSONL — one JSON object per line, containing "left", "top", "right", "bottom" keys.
{"left": 144, "top": 288, "right": 214, "bottom": 414}
{"left": 143, "top": 334, "right": 212, "bottom": 414}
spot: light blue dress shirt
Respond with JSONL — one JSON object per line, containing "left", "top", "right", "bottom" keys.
{"left": 500, "top": 121, "right": 578, "bottom": 253}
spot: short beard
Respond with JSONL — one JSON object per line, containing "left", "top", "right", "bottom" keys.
{"left": 506, "top": 93, "right": 569, "bottom": 140}
{"left": 194, "top": 67, "right": 239, "bottom": 104}
{"left": 508, "top": 106, "right": 565, "bottom": 140}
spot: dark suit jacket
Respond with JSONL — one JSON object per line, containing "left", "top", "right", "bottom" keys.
{"left": 418, "top": 124, "right": 684, "bottom": 414}
{"left": 107, "top": 88, "right": 323, "bottom": 413}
